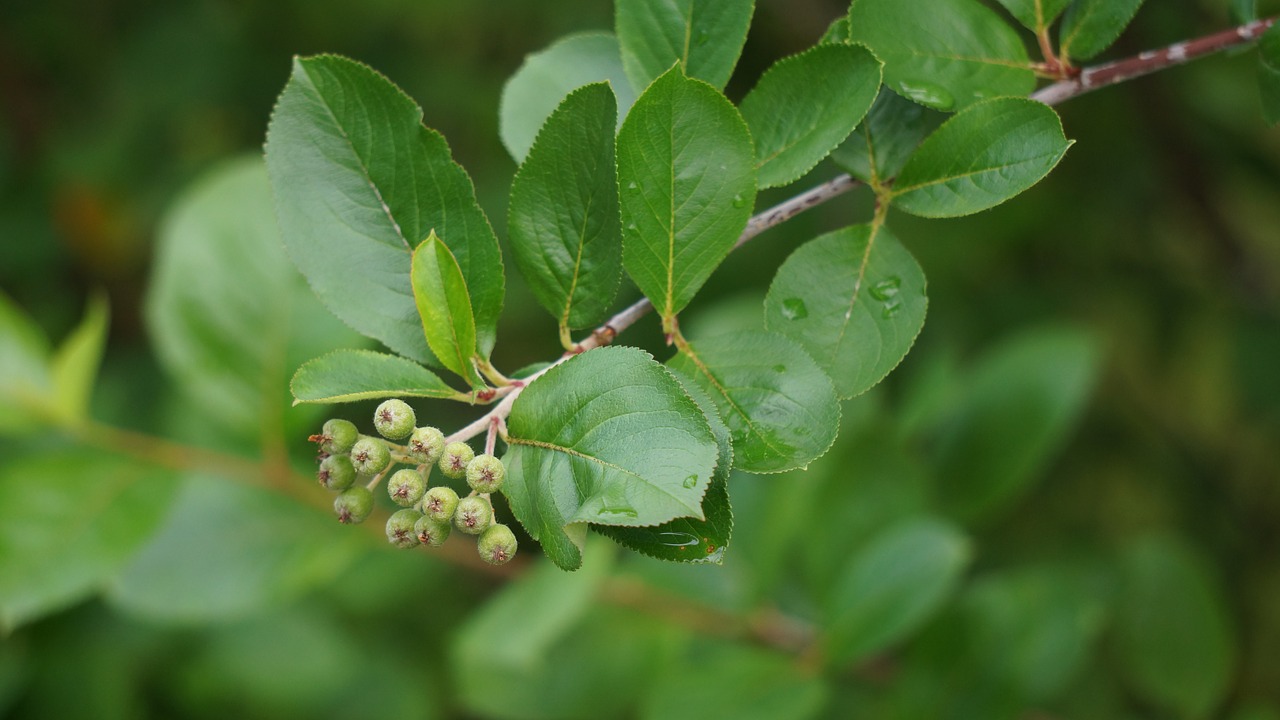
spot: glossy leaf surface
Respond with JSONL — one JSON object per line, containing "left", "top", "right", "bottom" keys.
{"left": 290, "top": 349, "right": 463, "bottom": 404}
{"left": 411, "top": 232, "right": 483, "bottom": 388}
{"left": 616, "top": 0, "right": 754, "bottom": 90}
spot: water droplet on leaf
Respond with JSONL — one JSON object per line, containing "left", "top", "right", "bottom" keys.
{"left": 869, "top": 277, "right": 901, "bottom": 301}
{"left": 780, "top": 298, "right": 808, "bottom": 320}
{"left": 683, "top": 475, "right": 698, "bottom": 488}
{"left": 897, "top": 80, "right": 955, "bottom": 111}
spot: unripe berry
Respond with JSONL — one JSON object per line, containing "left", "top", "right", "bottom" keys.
{"left": 454, "top": 496, "right": 492, "bottom": 535}
{"left": 478, "top": 523, "right": 518, "bottom": 565}
{"left": 422, "top": 485, "right": 460, "bottom": 523}
{"left": 438, "top": 441, "right": 475, "bottom": 480}
{"left": 414, "top": 515, "right": 451, "bottom": 547}
{"left": 334, "top": 487, "right": 374, "bottom": 525}
{"left": 319, "top": 418, "right": 359, "bottom": 454}
{"left": 350, "top": 436, "right": 391, "bottom": 476}
{"left": 318, "top": 454, "right": 356, "bottom": 491}
{"left": 385, "top": 509, "right": 423, "bottom": 548}
{"left": 465, "top": 454, "right": 506, "bottom": 493}
{"left": 407, "top": 426, "right": 446, "bottom": 465}
{"left": 373, "top": 399, "right": 416, "bottom": 439}
{"left": 386, "top": 468, "right": 426, "bottom": 507}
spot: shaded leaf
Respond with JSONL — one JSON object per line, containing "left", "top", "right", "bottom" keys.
{"left": 49, "top": 293, "right": 109, "bottom": 426}
{"left": 994, "top": 0, "right": 1073, "bottom": 33}
{"left": 508, "top": 83, "right": 622, "bottom": 333}
{"left": 290, "top": 349, "right": 464, "bottom": 404}
{"left": 0, "top": 291, "right": 53, "bottom": 434}
{"left": 1059, "top": 0, "right": 1146, "bottom": 62}
{"left": 499, "top": 33, "right": 636, "bottom": 163}
{"left": 1260, "top": 23, "right": 1280, "bottom": 126}
{"left": 739, "top": 43, "right": 883, "bottom": 189}
{"left": 640, "top": 640, "right": 828, "bottom": 720}
{"left": 830, "top": 88, "right": 946, "bottom": 187}
{"left": 764, "top": 224, "right": 927, "bottom": 399}
{"left": 265, "top": 55, "right": 504, "bottom": 362}
{"left": 669, "top": 330, "right": 839, "bottom": 474}
{"left": 616, "top": 0, "right": 754, "bottom": 91}
{"left": 411, "top": 232, "right": 484, "bottom": 388}
{"left": 848, "top": 0, "right": 1034, "bottom": 111}
{"left": 617, "top": 66, "right": 756, "bottom": 328}
{"left": 502, "top": 346, "right": 719, "bottom": 571}
{"left": 892, "top": 98, "right": 1073, "bottom": 218}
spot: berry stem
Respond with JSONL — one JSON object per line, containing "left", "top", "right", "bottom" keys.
{"left": 484, "top": 416, "right": 499, "bottom": 456}
{"left": 365, "top": 467, "right": 390, "bottom": 491}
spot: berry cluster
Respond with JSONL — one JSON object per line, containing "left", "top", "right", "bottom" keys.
{"left": 310, "top": 399, "right": 517, "bottom": 565}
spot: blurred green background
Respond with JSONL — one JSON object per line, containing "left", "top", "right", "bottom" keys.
{"left": 2, "top": 0, "right": 1279, "bottom": 718}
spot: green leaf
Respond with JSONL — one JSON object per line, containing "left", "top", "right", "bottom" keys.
{"left": 596, "top": 367, "right": 734, "bottom": 564}
{"left": 669, "top": 330, "right": 840, "bottom": 474}
{"left": 764, "top": 224, "right": 927, "bottom": 399}
{"left": 932, "top": 326, "right": 1099, "bottom": 523}
{"left": 148, "top": 157, "right": 362, "bottom": 446}
{"left": 108, "top": 475, "right": 364, "bottom": 622}
{"left": 823, "top": 518, "right": 972, "bottom": 666}
{"left": 892, "top": 98, "right": 1073, "bottom": 218}
{"left": 499, "top": 33, "right": 637, "bottom": 164}
{"left": 739, "top": 44, "right": 883, "bottom": 189}
{"left": 848, "top": 0, "right": 1035, "bottom": 111}
{"left": 411, "top": 232, "right": 484, "bottom": 388}
{"left": 819, "top": 16, "right": 851, "bottom": 45}
{"left": 290, "top": 349, "right": 465, "bottom": 404}
{"left": 1260, "top": 23, "right": 1280, "bottom": 126}
{"left": 1114, "top": 535, "right": 1235, "bottom": 719}
{"left": 502, "top": 346, "right": 719, "bottom": 571}
{"left": 993, "top": 0, "right": 1073, "bottom": 33}
{"left": 0, "top": 291, "right": 53, "bottom": 434}
{"left": 0, "top": 455, "right": 176, "bottom": 631}
{"left": 1232, "top": 0, "right": 1258, "bottom": 24}
{"left": 49, "top": 293, "right": 109, "bottom": 425}
{"left": 1059, "top": 0, "right": 1146, "bottom": 62}
{"left": 830, "top": 88, "right": 946, "bottom": 187}
{"left": 508, "top": 83, "right": 622, "bottom": 334}
{"left": 615, "top": 0, "right": 754, "bottom": 91}
{"left": 617, "top": 66, "right": 756, "bottom": 327}
{"left": 640, "top": 640, "right": 829, "bottom": 720}
{"left": 265, "top": 54, "right": 504, "bottom": 362}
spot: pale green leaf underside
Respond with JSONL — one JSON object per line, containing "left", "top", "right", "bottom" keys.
{"left": 892, "top": 98, "right": 1072, "bottom": 218}
{"left": 265, "top": 54, "right": 503, "bottom": 362}
{"left": 50, "top": 294, "right": 109, "bottom": 425}
{"left": 668, "top": 330, "right": 840, "bottom": 474}
{"left": 509, "top": 83, "right": 622, "bottom": 331}
{"left": 739, "top": 43, "right": 883, "bottom": 189}
{"left": 994, "top": 0, "right": 1073, "bottom": 32}
{"left": 616, "top": 0, "right": 754, "bottom": 91}
{"left": 499, "top": 33, "right": 637, "bottom": 164}
{"left": 503, "top": 346, "right": 719, "bottom": 571}
{"left": 411, "top": 233, "right": 484, "bottom": 388}
{"left": 291, "top": 349, "right": 463, "bottom": 404}
{"left": 1060, "top": 0, "right": 1146, "bottom": 62}
{"left": 848, "top": 0, "right": 1034, "bottom": 111}
{"left": 824, "top": 518, "right": 972, "bottom": 665}
{"left": 764, "top": 224, "right": 927, "bottom": 399}
{"left": 617, "top": 66, "right": 757, "bottom": 324}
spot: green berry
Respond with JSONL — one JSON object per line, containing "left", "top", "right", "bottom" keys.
{"left": 386, "top": 468, "right": 426, "bottom": 507}
{"left": 438, "top": 441, "right": 475, "bottom": 480}
{"left": 318, "top": 418, "right": 358, "bottom": 454}
{"left": 350, "top": 436, "right": 391, "bottom": 476}
{"left": 478, "top": 523, "right": 518, "bottom": 565}
{"left": 373, "top": 399, "right": 416, "bottom": 439}
{"left": 334, "top": 487, "right": 374, "bottom": 525}
{"left": 318, "top": 454, "right": 356, "bottom": 491}
{"left": 385, "top": 509, "right": 423, "bottom": 548}
{"left": 407, "top": 426, "right": 446, "bottom": 465}
{"left": 454, "top": 496, "right": 492, "bottom": 535}
{"left": 414, "top": 515, "right": 451, "bottom": 547}
{"left": 422, "top": 486, "right": 459, "bottom": 522}
{"left": 465, "top": 454, "right": 506, "bottom": 493}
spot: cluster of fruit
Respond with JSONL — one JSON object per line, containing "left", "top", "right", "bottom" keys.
{"left": 310, "top": 399, "right": 517, "bottom": 565}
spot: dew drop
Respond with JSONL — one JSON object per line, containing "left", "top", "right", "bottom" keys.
{"left": 772, "top": 364, "right": 786, "bottom": 373}
{"left": 683, "top": 474, "right": 698, "bottom": 488}
{"left": 627, "top": 181, "right": 638, "bottom": 191}
{"left": 869, "top": 277, "right": 901, "bottom": 301}
{"left": 657, "top": 531, "right": 700, "bottom": 547}
{"left": 696, "top": 29, "right": 711, "bottom": 46}
{"left": 627, "top": 223, "right": 638, "bottom": 231}
{"left": 896, "top": 80, "right": 955, "bottom": 111}
{"left": 732, "top": 194, "right": 746, "bottom": 208}
{"left": 780, "top": 297, "right": 809, "bottom": 320}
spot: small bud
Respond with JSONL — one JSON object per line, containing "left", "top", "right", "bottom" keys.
{"left": 454, "top": 496, "right": 492, "bottom": 535}
{"left": 414, "top": 515, "right": 451, "bottom": 547}
{"left": 350, "top": 436, "right": 392, "bottom": 476}
{"left": 478, "top": 523, "right": 518, "bottom": 565}
{"left": 422, "top": 485, "right": 460, "bottom": 522}
{"left": 438, "top": 441, "right": 475, "bottom": 480}
{"left": 318, "top": 454, "right": 356, "bottom": 491}
{"left": 407, "top": 426, "right": 446, "bottom": 465}
{"left": 373, "top": 399, "right": 416, "bottom": 440}
{"left": 386, "top": 468, "right": 427, "bottom": 507}
{"left": 318, "top": 418, "right": 359, "bottom": 454}
{"left": 465, "top": 454, "right": 506, "bottom": 493}
{"left": 334, "top": 487, "right": 374, "bottom": 525}
{"left": 385, "top": 509, "right": 423, "bottom": 548}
